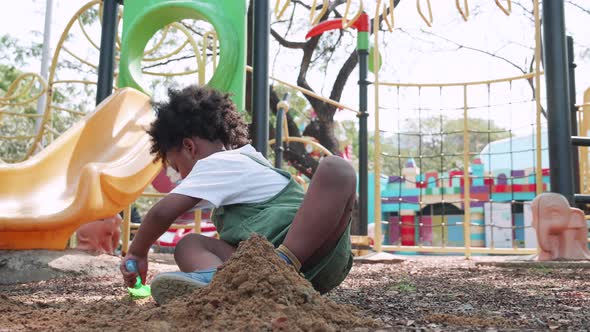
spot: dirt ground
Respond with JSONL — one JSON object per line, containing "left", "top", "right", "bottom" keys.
{"left": 1, "top": 251, "right": 589, "bottom": 331}
{"left": 334, "top": 256, "right": 590, "bottom": 331}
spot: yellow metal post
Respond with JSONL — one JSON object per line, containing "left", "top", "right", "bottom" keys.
{"left": 380, "top": 72, "right": 538, "bottom": 88}
{"left": 68, "top": 232, "right": 77, "bottom": 249}
{"left": 417, "top": 0, "right": 433, "bottom": 27}
{"left": 194, "top": 208, "right": 202, "bottom": 234}
{"left": 462, "top": 85, "right": 472, "bottom": 258}
{"left": 581, "top": 89, "right": 590, "bottom": 193}
{"left": 309, "top": 0, "right": 328, "bottom": 26}
{"left": 373, "top": 0, "right": 382, "bottom": 253}
{"left": 534, "top": 0, "right": 543, "bottom": 196}
{"left": 341, "top": 0, "right": 363, "bottom": 30}
{"left": 122, "top": 205, "right": 131, "bottom": 255}
{"left": 380, "top": 245, "right": 535, "bottom": 255}
{"left": 495, "top": 0, "right": 512, "bottom": 16}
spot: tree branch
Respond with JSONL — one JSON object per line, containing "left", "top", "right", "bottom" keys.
{"left": 566, "top": 0, "right": 590, "bottom": 15}
{"left": 297, "top": 36, "right": 322, "bottom": 111}
{"left": 270, "top": 29, "right": 306, "bottom": 49}
{"left": 420, "top": 30, "right": 528, "bottom": 74}
{"left": 141, "top": 54, "right": 197, "bottom": 70}
{"left": 290, "top": 0, "right": 312, "bottom": 10}
{"left": 527, "top": 54, "right": 547, "bottom": 119}
{"left": 320, "top": 31, "right": 344, "bottom": 92}
{"left": 509, "top": 0, "right": 534, "bottom": 24}
{"left": 180, "top": 22, "right": 205, "bottom": 37}
{"left": 329, "top": 51, "right": 358, "bottom": 103}
{"left": 405, "top": 22, "right": 549, "bottom": 119}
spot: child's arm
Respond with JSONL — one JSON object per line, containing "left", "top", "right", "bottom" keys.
{"left": 129, "top": 193, "right": 201, "bottom": 255}
{"left": 121, "top": 193, "right": 201, "bottom": 285}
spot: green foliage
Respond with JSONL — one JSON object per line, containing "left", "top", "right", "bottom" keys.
{"left": 0, "top": 34, "right": 42, "bottom": 66}
{"left": 0, "top": 34, "right": 41, "bottom": 161}
{"left": 0, "top": 64, "right": 40, "bottom": 162}
{"left": 336, "top": 116, "right": 510, "bottom": 175}
{"left": 388, "top": 278, "right": 417, "bottom": 292}
{"left": 395, "top": 116, "right": 511, "bottom": 173}
{"left": 0, "top": 31, "right": 90, "bottom": 162}
{"left": 78, "top": 7, "right": 99, "bottom": 25}
{"left": 0, "top": 64, "right": 22, "bottom": 91}
{"left": 531, "top": 264, "right": 553, "bottom": 275}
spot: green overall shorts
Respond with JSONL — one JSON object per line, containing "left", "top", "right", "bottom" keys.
{"left": 211, "top": 154, "right": 353, "bottom": 294}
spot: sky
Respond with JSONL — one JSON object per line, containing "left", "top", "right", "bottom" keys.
{"left": 1, "top": 0, "right": 589, "bottom": 139}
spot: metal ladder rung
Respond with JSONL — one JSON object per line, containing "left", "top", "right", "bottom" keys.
{"left": 574, "top": 194, "right": 590, "bottom": 203}
{"left": 571, "top": 136, "right": 590, "bottom": 146}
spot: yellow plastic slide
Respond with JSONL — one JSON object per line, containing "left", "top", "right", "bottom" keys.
{"left": 0, "top": 88, "right": 161, "bottom": 250}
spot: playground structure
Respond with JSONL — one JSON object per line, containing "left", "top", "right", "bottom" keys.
{"left": 367, "top": 0, "right": 590, "bottom": 257}
{"left": 0, "top": 0, "right": 588, "bottom": 259}
{"left": 0, "top": 89, "right": 160, "bottom": 249}
{"left": 0, "top": 0, "right": 248, "bottom": 250}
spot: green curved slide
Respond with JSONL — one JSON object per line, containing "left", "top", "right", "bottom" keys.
{"left": 118, "top": 0, "right": 247, "bottom": 111}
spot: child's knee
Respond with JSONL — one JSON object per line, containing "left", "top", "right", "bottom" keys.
{"left": 316, "top": 156, "right": 356, "bottom": 189}
{"left": 174, "top": 233, "right": 204, "bottom": 261}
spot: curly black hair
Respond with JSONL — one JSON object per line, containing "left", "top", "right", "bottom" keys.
{"left": 147, "top": 85, "right": 250, "bottom": 162}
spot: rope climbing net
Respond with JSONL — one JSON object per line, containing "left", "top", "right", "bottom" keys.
{"left": 375, "top": 74, "right": 546, "bottom": 254}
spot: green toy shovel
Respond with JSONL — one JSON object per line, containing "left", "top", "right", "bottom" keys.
{"left": 125, "top": 259, "right": 151, "bottom": 298}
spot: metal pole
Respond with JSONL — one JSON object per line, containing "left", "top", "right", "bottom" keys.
{"left": 372, "top": 8, "right": 382, "bottom": 252}
{"left": 36, "top": 0, "right": 53, "bottom": 137}
{"left": 275, "top": 110, "right": 284, "bottom": 169}
{"left": 96, "top": 0, "right": 119, "bottom": 105}
{"left": 274, "top": 93, "right": 290, "bottom": 168}
{"left": 542, "top": 0, "right": 575, "bottom": 204}
{"left": 567, "top": 36, "right": 580, "bottom": 196}
{"left": 251, "top": 0, "right": 270, "bottom": 156}
{"left": 357, "top": 14, "right": 370, "bottom": 236}
{"left": 358, "top": 52, "right": 369, "bottom": 236}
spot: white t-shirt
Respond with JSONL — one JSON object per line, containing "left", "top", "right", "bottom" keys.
{"left": 171, "top": 144, "right": 290, "bottom": 209}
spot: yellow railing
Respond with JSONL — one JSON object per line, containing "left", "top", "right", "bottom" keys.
{"left": 416, "top": 0, "right": 433, "bottom": 27}
{"left": 310, "top": 0, "right": 328, "bottom": 25}
{"left": 0, "top": 0, "right": 217, "bottom": 163}
{"left": 495, "top": 0, "right": 512, "bottom": 16}
{"left": 379, "top": 246, "right": 535, "bottom": 255}
{"left": 341, "top": 0, "right": 364, "bottom": 30}
{"left": 274, "top": 0, "right": 291, "bottom": 20}
{"left": 578, "top": 91, "right": 590, "bottom": 194}
{"left": 2, "top": 17, "right": 349, "bottom": 163}
{"left": 271, "top": 0, "right": 510, "bottom": 27}
{"left": 382, "top": 0, "right": 395, "bottom": 32}
{"left": 246, "top": 66, "right": 358, "bottom": 114}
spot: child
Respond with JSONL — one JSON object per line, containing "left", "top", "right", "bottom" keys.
{"left": 120, "top": 85, "right": 356, "bottom": 304}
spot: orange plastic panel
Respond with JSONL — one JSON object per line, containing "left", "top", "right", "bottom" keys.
{"left": 0, "top": 88, "right": 162, "bottom": 250}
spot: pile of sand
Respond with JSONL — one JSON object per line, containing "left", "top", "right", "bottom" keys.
{"left": 140, "top": 234, "right": 382, "bottom": 331}
{"left": 0, "top": 235, "right": 381, "bottom": 331}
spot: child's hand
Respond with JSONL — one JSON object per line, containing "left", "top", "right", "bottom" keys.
{"left": 120, "top": 253, "right": 148, "bottom": 287}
